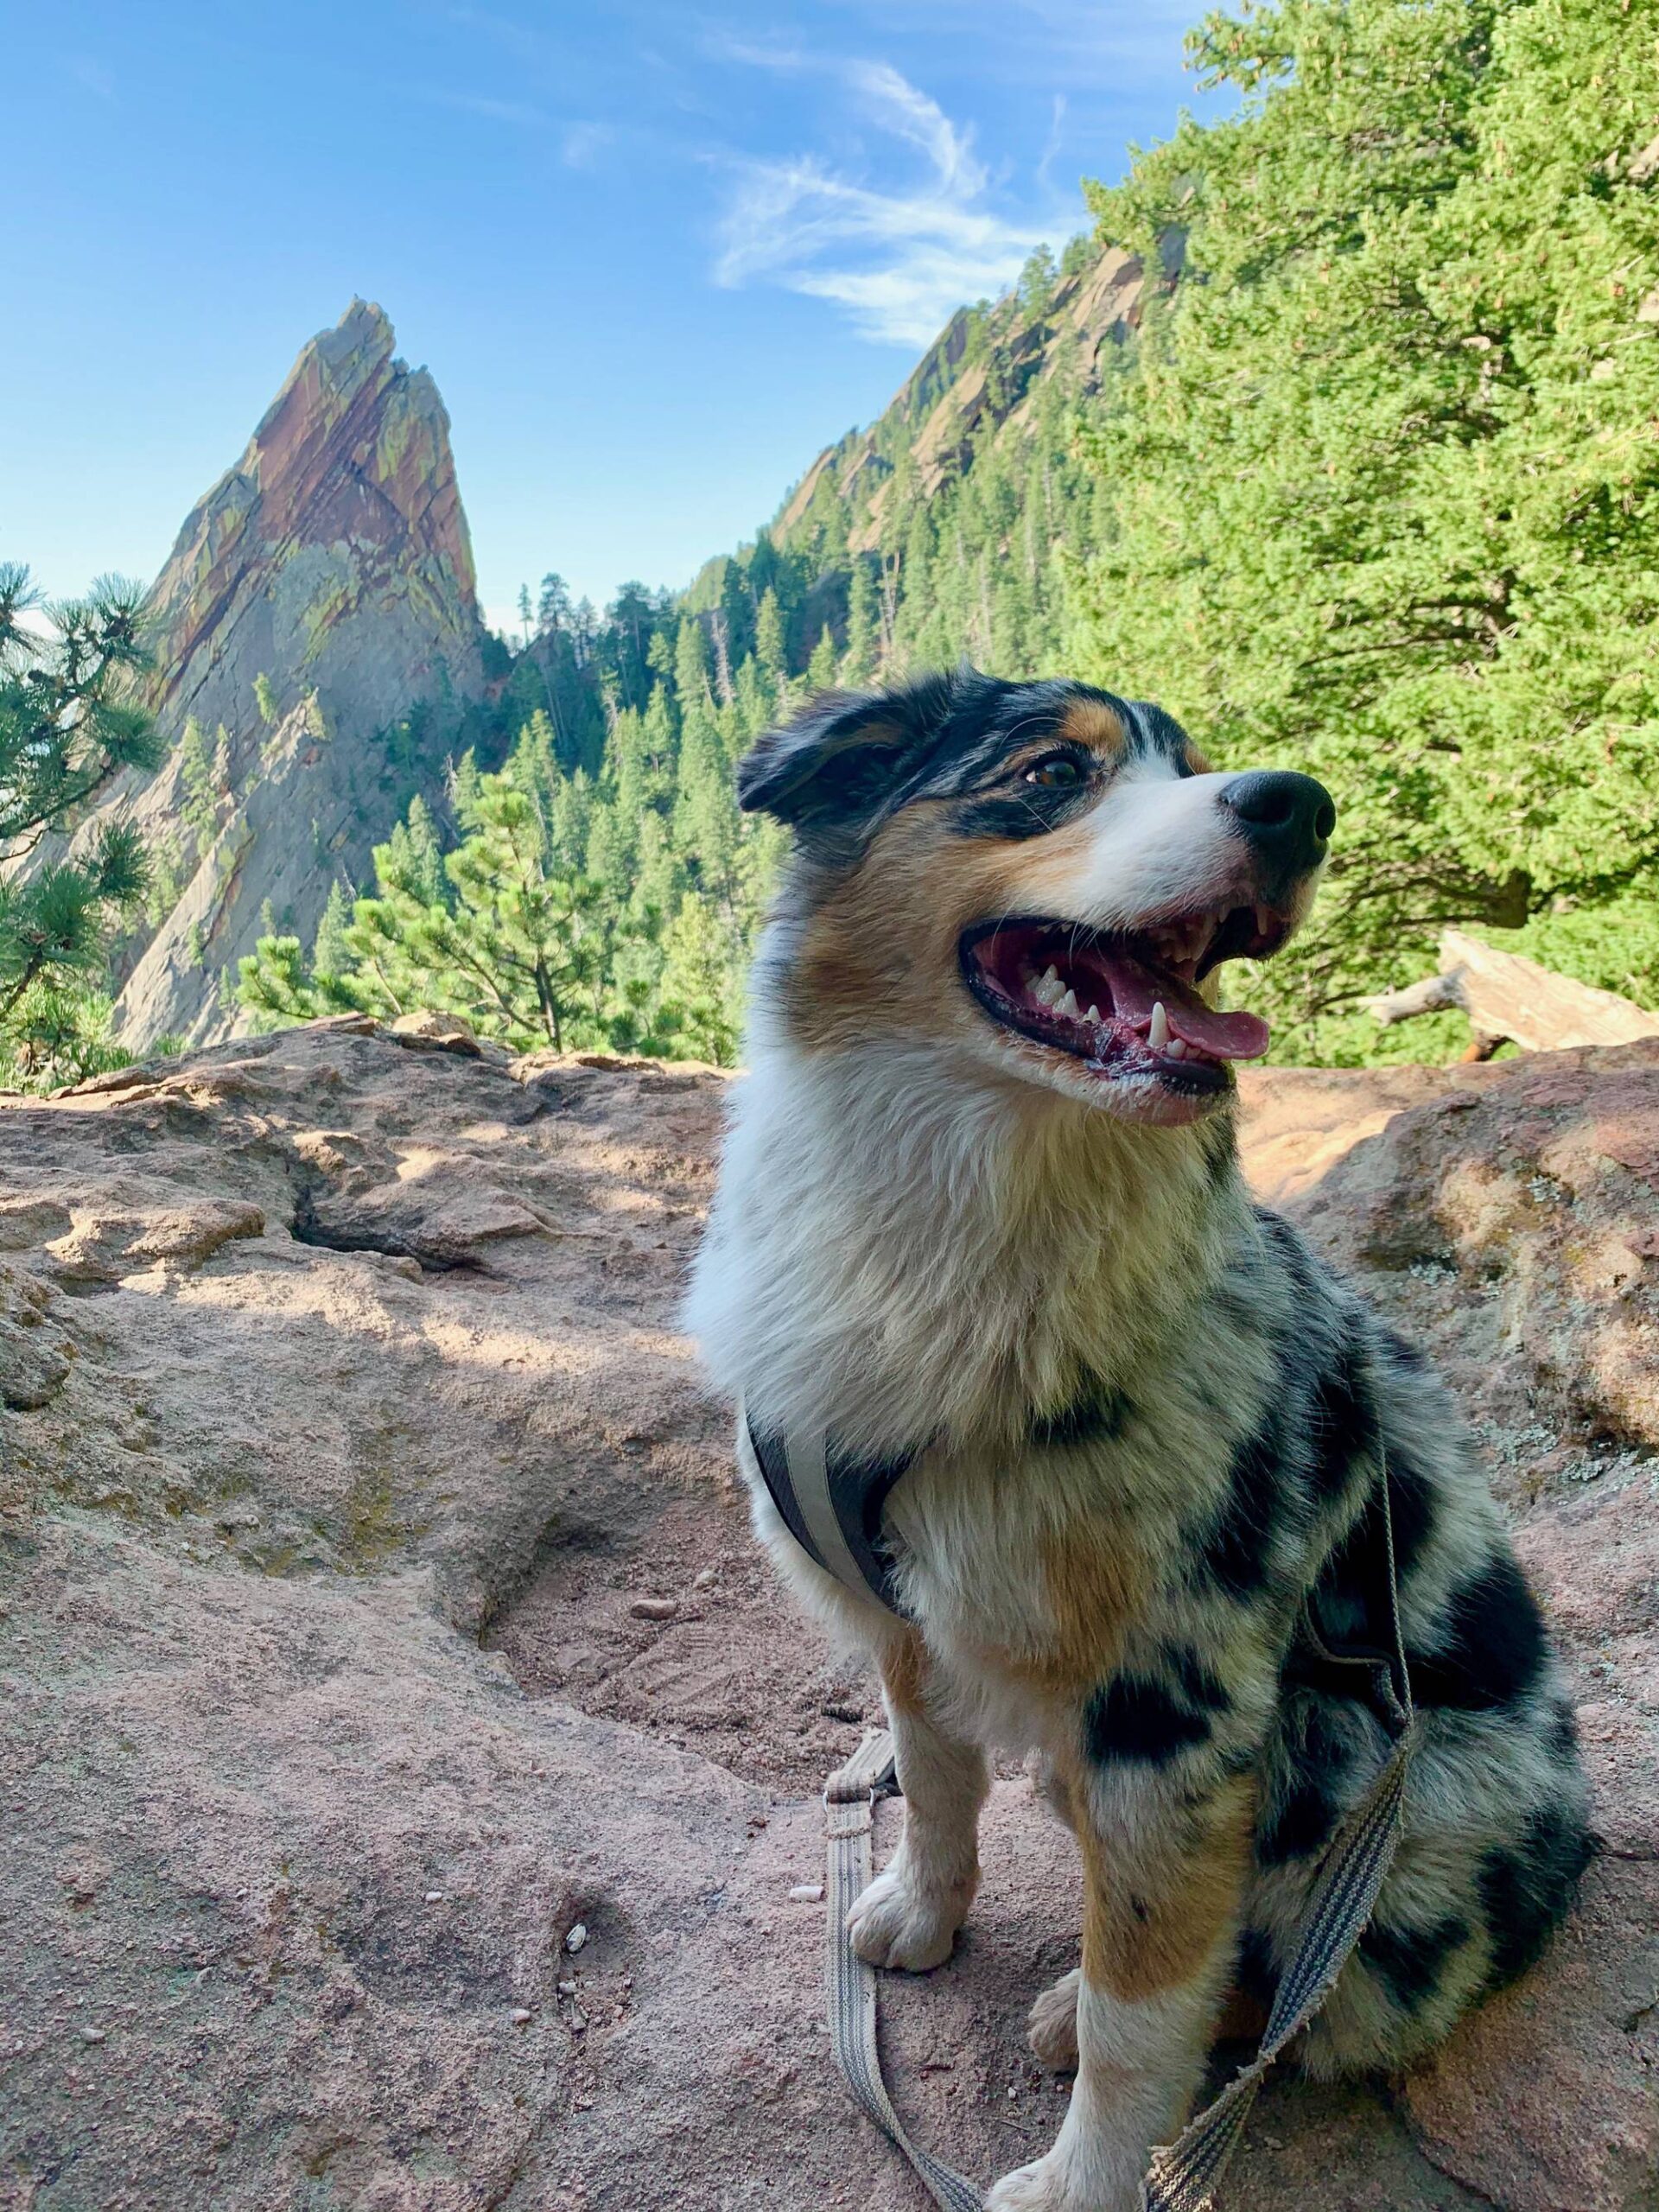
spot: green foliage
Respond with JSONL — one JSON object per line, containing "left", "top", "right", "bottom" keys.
{"left": 311, "top": 879, "right": 355, "bottom": 980}
{"left": 253, "top": 671, "right": 278, "bottom": 726}
{"left": 0, "top": 977, "right": 133, "bottom": 1087}
{"left": 236, "top": 569, "right": 804, "bottom": 1061}
{"left": 773, "top": 310, "right": 1107, "bottom": 681}
{"left": 217, "top": 5, "right": 1659, "bottom": 1076}
{"left": 0, "top": 565, "right": 160, "bottom": 1085}
{"left": 176, "top": 717, "right": 217, "bottom": 844}
{"left": 1071, "top": 0, "right": 1659, "bottom": 1058}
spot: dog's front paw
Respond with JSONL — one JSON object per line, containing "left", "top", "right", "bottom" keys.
{"left": 1027, "top": 1968, "right": 1080, "bottom": 2070}
{"left": 986, "top": 2153, "right": 1075, "bottom": 2211}
{"left": 845, "top": 1859, "right": 970, "bottom": 1973}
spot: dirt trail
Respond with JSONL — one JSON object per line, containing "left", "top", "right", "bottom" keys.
{"left": 1, "top": 1024, "right": 1653, "bottom": 2211}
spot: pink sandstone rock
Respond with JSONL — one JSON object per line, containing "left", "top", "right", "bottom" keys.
{"left": 0, "top": 1031, "right": 1652, "bottom": 2209}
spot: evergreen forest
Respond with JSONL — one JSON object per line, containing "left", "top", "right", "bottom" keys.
{"left": 8, "top": 0, "right": 1657, "bottom": 1080}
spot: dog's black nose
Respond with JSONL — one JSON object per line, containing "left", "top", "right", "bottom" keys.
{"left": 1217, "top": 770, "right": 1336, "bottom": 877}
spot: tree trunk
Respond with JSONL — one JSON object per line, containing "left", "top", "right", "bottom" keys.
{"left": 1363, "top": 929, "right": 1659, "bottom": 1053}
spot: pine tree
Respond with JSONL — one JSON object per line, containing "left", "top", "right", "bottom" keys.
{"left": 312, "top": 880, "right": 354, "bottom": 981}
{"left": 674, "top": 618, "right": 713, "bottom": 715}
{"left": 653, "top": 893, "right": 740, "bottom": 1065}
{"left": 0, "top": 565, "right": 160, "bottom": 1081}
{"left": 843, "top": 556, "right": 879, "bottom": 683}
{"left": 1072, "top": 0, "right": 1659, "bottom": 1057}
{"left": 377, "top": 792, "right": 447, "bottom": 906}
{"left": 805, "top": 624, "right": 838, "bottom": 693}
{"left": 176, "top": 718, "right": 216, "bottom": 845}
{"left": 754, "top": 588, "right": 786, "bottom": 683}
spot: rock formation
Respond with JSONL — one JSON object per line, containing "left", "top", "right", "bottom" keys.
{"left": 772, "top": 238, "right": 1154, "bottom": 559}
{"left": 1, "top": 1033, "right": 1654, "bottom": 2209}
{"left": 37, "top": 301, "right": 487, "bottom": 1050}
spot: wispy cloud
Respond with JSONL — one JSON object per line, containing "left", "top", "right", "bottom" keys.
{"left": 561, "top": 120, "right": 613, "bottom": 168}
{"left": 1036, "top": 93, "right": 1068, "bottom": 194}
{"left": 712, "top": 55, "right": 1052, "bottom": 346}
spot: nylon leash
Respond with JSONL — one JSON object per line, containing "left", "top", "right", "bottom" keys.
{"left": 824, "top": 1731, "right": 986, "bottom": 2212}
{"left": 819, "top": 1446, "right": 1416, "bottom": 2212}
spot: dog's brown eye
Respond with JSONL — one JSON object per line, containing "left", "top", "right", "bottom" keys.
{"left": 1024, "top": 753, "right": 1086, "bottom": 790}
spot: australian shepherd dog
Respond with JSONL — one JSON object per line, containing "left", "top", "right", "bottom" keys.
{"left": 686, "top": 670, "right": 1590, "bottom": 2210}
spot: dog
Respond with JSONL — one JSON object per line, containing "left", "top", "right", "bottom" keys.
{"left": 686, "top": 668, "right": 1591, "bottom": 2212}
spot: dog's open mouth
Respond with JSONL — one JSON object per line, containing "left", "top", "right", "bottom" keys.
{"left": 959, "top": 907, "right": 1289, "bottom": 1096}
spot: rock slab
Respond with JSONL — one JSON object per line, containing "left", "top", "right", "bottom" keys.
{"left": 0, "top": 1030, "right": 1654, "bottom": 2209}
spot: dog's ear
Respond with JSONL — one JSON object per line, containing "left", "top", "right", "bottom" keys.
{"left": 736, "top": 674, "right": 965, "bottom": 846}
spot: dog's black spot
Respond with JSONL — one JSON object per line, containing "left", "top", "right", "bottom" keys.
{"left": 1478, "top": 1801, "right": 1593, "bottom": 1987}
{"left": 1168, "top": 1644, "right": 1230, "bottom": 1712}
{"left": 1311, "top": 1443, "right": 1437, "bottom": 1647}
{"left": 1255, "top": 1207, "right": 1313, "bottom": 1281}
{"left": 1196, "top": 1402, "right": 1288, "bottom": 1600}
{"left": 1256, "top": 1699, "right": 1362, "bottom": 1858}
{"left": 1084, "top": 1674, "right": 1214, "bottom": 1766}
{"left": 1203, "top": 1118, "right": 1238, "bottom": 1188}
{"left": 1360, "top": 1912, "right": 1471, "bottom": 2013}
{"left": 1235, "top": 1927, "right": 1280, "bottom": 2008}
{"left": 1478, "top": 1846, "right": 1535, "bottom": 1986}
{"left": 1029, "top": 1377, "right": 1129, "bottom": 1450}
{"left": 952, "top": 788, "right": 1093, "bottom": 842}
{"left": 1257, "top": 1699, "right": 1353, "bottom": 1866}
{"left": 1206, "top": 1247, "right": 1276, "bottom": 1337}
{"left": 1408, "top": 1553, "right": 1547, "bottom": 1710}
{"left": 1306, "top": 1334, "right": 1373, "bottom": 1503}
{"left": 1256, "top": 1781, "right": 1341, "bottom": 1867}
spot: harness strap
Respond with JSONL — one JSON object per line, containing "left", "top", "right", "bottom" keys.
{"left": 818, "top": 1447, "right": 1417, "bottom": 2212}
{"left": 741, "top": 1407, "right": 912, "bottom": 1614}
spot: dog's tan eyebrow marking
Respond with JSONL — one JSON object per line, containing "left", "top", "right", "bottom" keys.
{"left": 1184, "top": 738, "right": 1213, "bottom": 776}
{"left": 1058, "top": 698, "right": 1129, "bottom": 760}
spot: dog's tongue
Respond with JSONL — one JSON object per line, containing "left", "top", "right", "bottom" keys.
{"left": 1096, "top": 948, "right": 1271, "bottom": 1062}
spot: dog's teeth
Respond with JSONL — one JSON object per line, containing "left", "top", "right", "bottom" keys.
{"left": 1166, "top": 1039, "right": 1187, "bottom": 1059}
{"left": 1085, "top": 1004, "right": 1101, "bottom": 1026}
{"left": 1255, "top": 904, "right": 1273, "bottom": 938}
{"left": 1147, "top": 1001, "right": 1170, "bottom": 1052}
{"left": 1058, "top": 988, "right": 1081, "bottom": 1020}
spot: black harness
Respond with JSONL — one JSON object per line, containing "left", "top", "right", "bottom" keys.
{"left": 740, "top": 1406, "right": 1414, "bottom": 1734}
{"left": 740, "top": 1410, "right": 914, "bottom": 1615}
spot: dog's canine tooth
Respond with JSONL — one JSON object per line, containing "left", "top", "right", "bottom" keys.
{"left": 1147, "top": 1001, "right": 1170, "bottom": 1052}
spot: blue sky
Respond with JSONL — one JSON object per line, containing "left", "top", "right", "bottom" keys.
{"left": 4, "top": 1, "right": 1222, "bottom": 632}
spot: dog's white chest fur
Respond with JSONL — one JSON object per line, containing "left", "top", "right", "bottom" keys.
{"left": 691, "top": 1032, "right": 1230, "bottom": 1434}
{"left": 686, "top": 1028, "right": 1270, "bottom": 1692}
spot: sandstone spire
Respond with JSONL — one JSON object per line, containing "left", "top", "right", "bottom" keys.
{"left": 55, "top": 300, "right": 488, "bottom": 1048}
